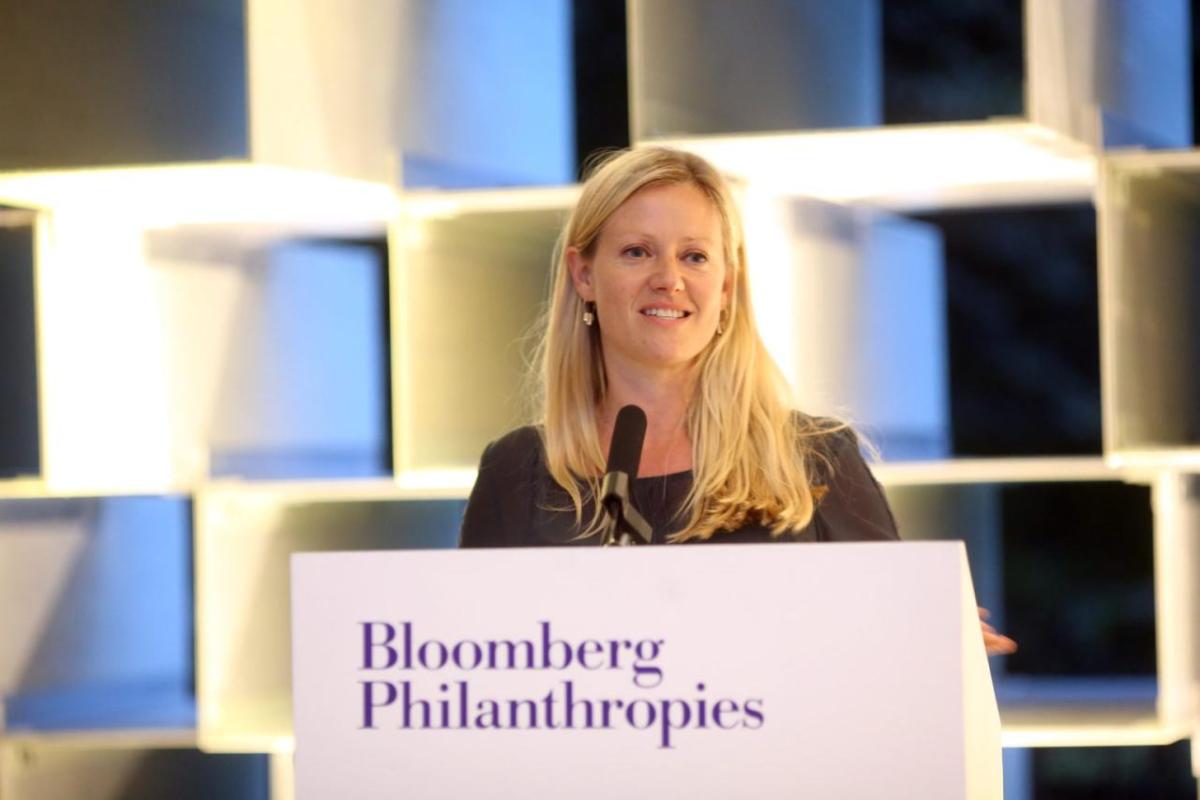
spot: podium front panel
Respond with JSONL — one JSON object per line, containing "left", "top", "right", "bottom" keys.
{"left": 291, "top": 542, "right": 999, "bottom": 799}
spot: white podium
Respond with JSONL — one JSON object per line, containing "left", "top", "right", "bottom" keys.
{"left": 291, "top": 542, "right": 1002, "bottom": 799}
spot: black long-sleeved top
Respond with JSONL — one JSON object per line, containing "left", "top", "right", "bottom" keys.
{"left": 459, "top": 425, "right": 900, "bottom": 547}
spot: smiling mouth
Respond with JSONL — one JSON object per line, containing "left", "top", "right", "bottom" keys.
{"left": 641, "top": 308, "right": 690, "bottom": 319}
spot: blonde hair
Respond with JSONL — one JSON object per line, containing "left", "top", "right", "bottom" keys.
{"left": 535, "top": 146, "right": 837, "bottom": 541}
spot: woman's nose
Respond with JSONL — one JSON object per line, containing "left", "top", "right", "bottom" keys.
{"left": 648, "top": 256, "right": 684, "bottom": 292}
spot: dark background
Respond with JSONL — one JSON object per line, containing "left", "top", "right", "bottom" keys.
{"left": 0, "top": 209, "right": 40, "bottom": 479}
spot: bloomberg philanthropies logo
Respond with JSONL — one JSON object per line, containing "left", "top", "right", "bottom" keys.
{"left": 358, "top": 621, "right": 764, "bottom": 748}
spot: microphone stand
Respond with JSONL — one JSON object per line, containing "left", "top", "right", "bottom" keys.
{"left": 599, "top": 470, "right": 652, "bottom": 546}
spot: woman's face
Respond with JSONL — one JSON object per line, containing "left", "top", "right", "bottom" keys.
{"left": 568, "top": 181, "right": 731, "bottom": 375}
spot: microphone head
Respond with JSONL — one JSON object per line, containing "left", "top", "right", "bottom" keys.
{"left": 605, "top": 405, "right": 647, "bottom": 482}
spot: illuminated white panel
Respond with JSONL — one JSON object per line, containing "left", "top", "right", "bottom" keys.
{"left": 649, "top": 122, "right": 1096, "bottom": 211}
{"left": 21, "top": 196, "right": 391, "bottom": 493}
{"left": 1027, "top": 0, "right": 1190, "bottom": 149}
{"left": 1151, "top": 472, "right": 1200, "bottom": 730}
{"left": 202, "top": 241, "right": 389, "bottom": 479}
{"left": 1000, "top": 702, "right": 1187, "bottom": 748}
{"left": 0, "top": 1, "right": 572, "bottom": 187}
{"left": 1098, "top": 151, "right": 1200, "bottom": 469}
{"left": 35, "top": 212, "right": 175, "bottom": 492}
{"left": 193, "top": 481, "right": 462, "bottom": 752}
{"left": 247, "top": 0, "right": 403, "bottom": 184}
{"left": 740, "top": 188, "right": 799, "bottom": 398}
{"left": 5, "top": 165, "right": 395, "bottom": 494}
{"left": 253, "top": 0, "right": 573, "bottom": 186}
{"left": 629, "top": 0, "right": 879, "bottom": 139}
{"left": 748, "top": 196, "right": 948, "bottom": 460}
{"left": 0, "top": 165, "right": 396, "bottom": 228}
{"left": 391, "top": 190, "right": 570, "bottom": 475}
{"left": 873, "top": 457, "right": 1116, "bottom": 487}
{"left": 396, "top": 0, "right": 574, "bottom": 187}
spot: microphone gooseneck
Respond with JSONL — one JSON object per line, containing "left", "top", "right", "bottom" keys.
{"left": 600, "top": 405, "right": 653, "bottom": 546}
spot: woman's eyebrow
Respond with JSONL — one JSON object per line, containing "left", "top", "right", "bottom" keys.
{"left": 608, "top": 231, "right": 715, "bottom": 245}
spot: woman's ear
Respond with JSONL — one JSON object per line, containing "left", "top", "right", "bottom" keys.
{"left": 566, "top": 246, "right": 595, "bottom": 302}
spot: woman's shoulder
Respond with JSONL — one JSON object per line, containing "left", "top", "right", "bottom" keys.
{"left": 473, "top": 425, "right": 549, "bottom": 492}
{"left": 460, "top": 426, "right": 545, "bottom": 548}
{"left": 794, "top": 414, "right": 900, "bottom": 542}
{"left": 791, "top": 413, "right": 857, "bottom": 466}
{"left": 480, "top": 425, "right": 545, "bottom": 469}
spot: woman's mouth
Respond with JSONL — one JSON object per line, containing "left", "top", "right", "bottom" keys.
{"left": 641, "top": 308, "right": 690, "bottom": 319}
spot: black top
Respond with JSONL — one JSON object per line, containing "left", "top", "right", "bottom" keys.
{"left": 459, "top": 425, "right": 900, "bottom": 547}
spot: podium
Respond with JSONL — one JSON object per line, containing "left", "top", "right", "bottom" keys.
{"left": 291, "top": 542, "right": 1002, "bottom": 798}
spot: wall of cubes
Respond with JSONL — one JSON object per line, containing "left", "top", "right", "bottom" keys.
{"left": 0, "top": 1, "right": 1197, "bottom": 797}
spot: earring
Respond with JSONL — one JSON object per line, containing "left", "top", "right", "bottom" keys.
{"left": 716, "top": 307, "right": 728, "bottom": 335}
{"left": 582, "top": 301, "right": 596, "bottom": 327}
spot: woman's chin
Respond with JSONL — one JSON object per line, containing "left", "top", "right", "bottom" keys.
{"left": 620, "top": 346, "right": 709, "bottom": 373}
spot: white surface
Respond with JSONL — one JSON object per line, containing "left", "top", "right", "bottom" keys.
{"left": 400, "top": 185, "right": 579, "bottom": 217}
{"left": 1000, "top": 703, "right": 1187, "bottom": 748}
{"left": 0, "top": 165, "right": 397, "bottom": 227}
{"left": 645, "top": 121, "right": 1095, "bottom": 211}
{"left": 248, "top": 0, "right": 402, "bottom": 185}
{"left": 747, "top": 198, "right": 948, "bottom": 459}
{"left": 1026, "top": 0, "right": 1190, "bottom": 149}
{"left": 872, "top": 456, "right": 1118, "bottom": 486}
{"left": 1097, "top": 150, "right": 1200, "bottom": 469}
{"left": 1151, "top": 472, "right": 1200, "bottom": 729}
{"left": 12, "top": 204, "right": 392, "bottom": 494}
{"left": 292, "top": 543, "right": 1001, "bottom": 799}
{"left": 194, "top": 485, "right": 463, "bottom": 752}
{"left": 395, "top": 0, "right": 574, "bottom": 187}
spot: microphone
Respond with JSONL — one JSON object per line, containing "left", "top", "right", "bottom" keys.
{"left": 599, "top": 405, "right": 653, "bottom": 546}
{"left": 606, "top": 404, "right": 647, "bottom": 481}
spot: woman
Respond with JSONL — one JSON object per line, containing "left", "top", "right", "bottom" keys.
{"left": 459, "top": 147, "right": 1015, "bottom": 652}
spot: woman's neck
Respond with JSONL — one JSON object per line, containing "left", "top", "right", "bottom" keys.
{"left": 599, "top": 365, "right": 696, "bottom": 477}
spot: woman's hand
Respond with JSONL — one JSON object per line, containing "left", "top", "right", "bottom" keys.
{"left": 979, "top": 607, "right": 1017, "bottom": 656}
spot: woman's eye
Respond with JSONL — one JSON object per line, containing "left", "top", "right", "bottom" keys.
{"left": 623, "top": 245, "right": 648, "bottom": 258}
{"left": 685, "top": 251, "right": 708, "bottom": 264}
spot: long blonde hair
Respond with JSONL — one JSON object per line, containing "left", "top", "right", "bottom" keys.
{"left": 535, "top": 146, "right": 836, "bottom": 541}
